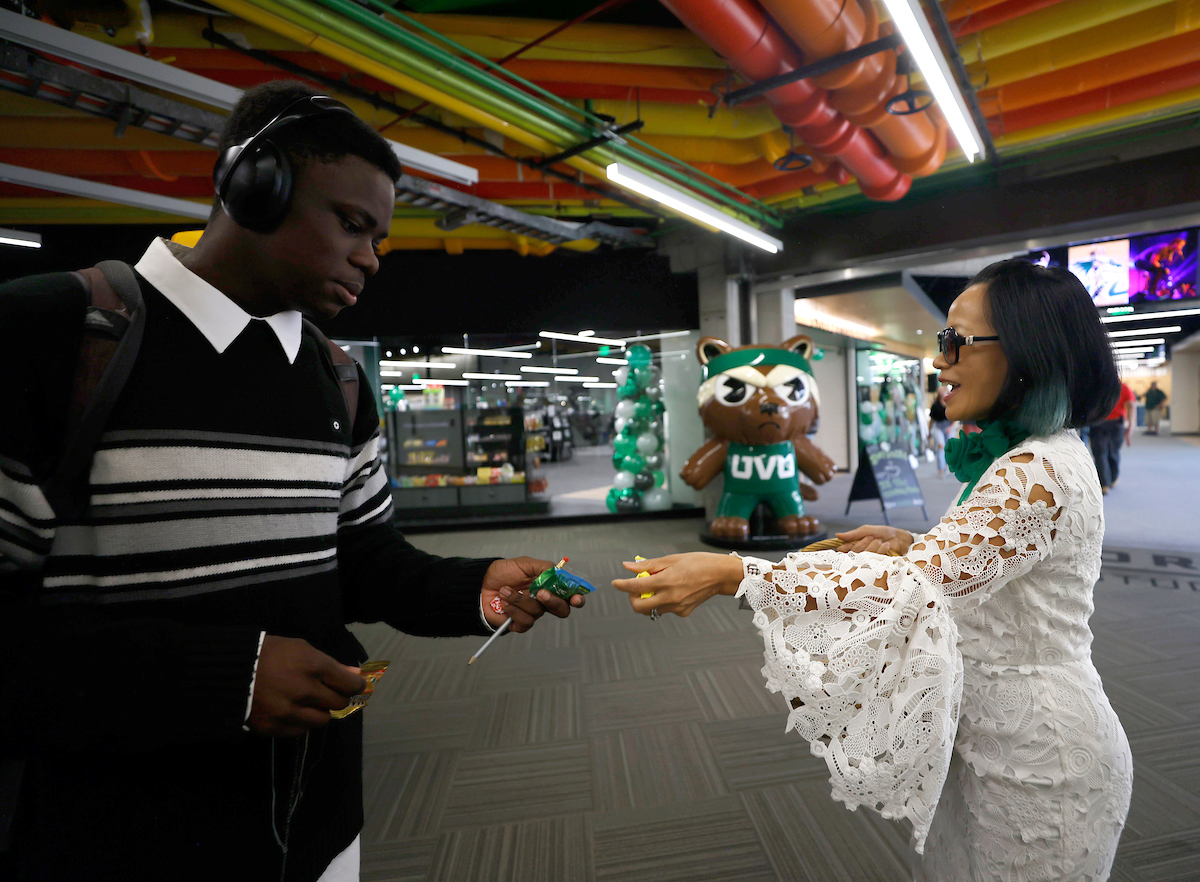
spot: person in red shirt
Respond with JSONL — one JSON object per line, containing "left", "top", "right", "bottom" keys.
{"left": 1090, "top": 381, "right": 1136, "bottom": 493}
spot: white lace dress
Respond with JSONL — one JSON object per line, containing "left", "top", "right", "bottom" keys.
{"left": 737, "top": 431, "right": 1132, "bottom": 881}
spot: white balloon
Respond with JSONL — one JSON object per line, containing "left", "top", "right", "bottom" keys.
{"left": 636, "top": 432, "right": 659, "bottom": 455}
{"left": 641, "top": 487, "right": 671, "bottom": 511}
{"left": 613, "top": 470, "right": 636, "bottom": 490}
{"left": 614, "top": 417, "right": 629, "bottom": 435}
{"left": 614, "top": 399, "right": 637, "bottom": 420}
{"left": 614, "top": 367, "right": 630, "bottom": 386}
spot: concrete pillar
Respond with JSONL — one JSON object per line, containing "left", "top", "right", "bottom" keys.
{"left": 1170, "top": 352, "right": 1200, "bottom": 433}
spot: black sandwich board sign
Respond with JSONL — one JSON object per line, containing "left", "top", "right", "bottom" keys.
{"left": 845, "top": 443, "right": 927, "bottom": 524}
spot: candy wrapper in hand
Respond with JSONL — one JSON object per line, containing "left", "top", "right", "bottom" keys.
{"left": 530, "top": 565, "right": 595, "bottom": 601}
{"left": 330, "top": 660, "right": 390, "bottom": 720}
{"left": 635, "top": 555, "right": 654, "bottom": 599}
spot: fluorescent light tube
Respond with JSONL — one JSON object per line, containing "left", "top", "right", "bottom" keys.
{"left": 1102, "top": 307, "right": 1200, "bottom": 323}
{"left": 1112, "top": 338, "right": 1165, "bottom": 346}
{"left": 1108, "top": 326, "right": 1182, "bottom": 337}
{"left": 540, "top": 331, "right": 626, "bottom": 346}
{"left": 520, "top": 366, "right": 579, "bottom": 374}
{"left": 380, "top": 360, "right": 455, "bottom": 369}
{"left": 596, "top": 357, "right": 629, "bottom": 365}
{"left": 583, "top": 382, "right": 618, "bottom": 389}
{"left": 0, "top": 227, "right": 41, "bottom": 248}
{"left": 442, "top": 346, "right": 532, "bottom": 359}
{"left": 879, "top": 0, "right": 985, "bottom": 162}
{"left": 414, "top": 377, "right": 469, "bottom": 386}
{"left": 554, "top": 376, "right": 600, "bottom": 383}
{"left": 623, "top": 330, "right": 692, "bottom": 343}
{"left": 606, "top": 163, "right": 783, "bottom": 253}
{"left": 506, "top": 380, "right": 549, "bottom": 387}
{"left": 462, "top": 373, "right": 522, "bottom": 381}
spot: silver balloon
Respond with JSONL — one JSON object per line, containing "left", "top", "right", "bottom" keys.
{"left": 641, "top": 487, "right": 671, "bottom": 511}
{"left": 614, "top": 366, "right": 630, "bottom": 387}
{"left": 613, "top": 470, "right": 635, "bottom": 490}
{"left": 636, "top": 432, "right": 659, "bottom": 455}
{"left": 614, "top": 399, "right": 636, "bottom": 420}
{"left": 644, "top": 384, "right": 662, "bottom": 402}
{"left": 644, "top": 453, "right": 663, "bottom": 471}
{"left": 614, "top": 417, "right": 629, "bottom": 435}
{"left": 647, "top": 419, "right": 663, "bottom": 435}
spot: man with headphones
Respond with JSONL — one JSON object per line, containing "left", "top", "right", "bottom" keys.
{"left": 0, "top": 81, "right": 582, "bottom": 881}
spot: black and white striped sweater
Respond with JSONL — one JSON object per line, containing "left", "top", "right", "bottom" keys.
{"left": 0, "top": 256, "right": 493, "bottom": 881}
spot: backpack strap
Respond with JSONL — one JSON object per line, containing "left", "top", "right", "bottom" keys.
{"left": 302, "top": 318, "right": 360, "bottom": 430}
{"left": 43, "top": 261, "right": 145, "bottom": 520}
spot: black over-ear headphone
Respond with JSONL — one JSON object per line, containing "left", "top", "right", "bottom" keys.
{"left": 213, "top": 94, "right": 357, "bottom": 232}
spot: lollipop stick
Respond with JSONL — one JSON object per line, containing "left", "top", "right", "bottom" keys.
{"left": 468, "top": 618, "right": 511, "bottom": 665}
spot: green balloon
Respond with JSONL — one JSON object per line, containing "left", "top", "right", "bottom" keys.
{"left": 627, "top": 343, "right": 652, "bottom": 367}
{"left": 621, "top": 453, "right": 646, "bottom": 474}
{"left": 612, "top": 451, "right": 627, "bottom": 470}
{"left": 653, "top": 469, "right": 665, "bottom": 487}
{"left": 634, "top": 397, "right": 653, "bottom": 420}
{"left": 813, "top": 347, "right": 825, "bottom": 361}
{"left": 651, "top": 400, "right": 665, "bottom": 416}
{"left": 614, "top": 435, "right": 637, "bottom": 456}
{"left": 605, "top": 487, "right": 620, "bottom": 513}
{"left": 619, "top": 380, "right": 639, "bottom": 399}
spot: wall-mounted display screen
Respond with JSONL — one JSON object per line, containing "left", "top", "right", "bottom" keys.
{"left": 1068, "top": 239, "right": 1130, "bottom": 306}
{"left": 1128, "top": 229, "right": 1196, "bottom": 303}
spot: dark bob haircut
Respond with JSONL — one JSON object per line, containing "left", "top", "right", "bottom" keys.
{"left": 211, "top": 80, "right": 401, "bottom": 217}
{"left": 968, "top": 258, "right": 1120, "bottom": 436}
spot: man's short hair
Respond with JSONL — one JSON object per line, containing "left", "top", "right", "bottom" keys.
{"left": 211, "top": 80, "right": 401, "bottom": 218}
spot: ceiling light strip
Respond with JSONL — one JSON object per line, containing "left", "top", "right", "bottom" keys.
{"left": 520, "top": 366, "right": 580, "bottom": 375}
{"left": 1102, "top": 307, "right": 1200, "bottom": 323}
{"left": 0, "top": 227, "right": 40, "bottom": 248}
{"left": 380, "top": 360, "right": 455, "bottom": 369}
{"left": 414, "top": 377, "right": 469, "bottom": 386}
{"left": 554, "top": 376, "right": 601, "bottom": 383}
{"left": 1108, "top": 326, "right": 1182, "bottom": 338}
{"left": 442, "top": 346, "right": 533, "bottom": 359}
{"left": 1111, "top": 338, "right": 1165, "bottom": 346}
{"left": 462, "top": 372, "right": 522, "bottom": 381}
{"left": 879, "top": 0, "right": 985, "bottom": 162}
{"left": 622, "top": 330, "right": 693, "bottom": 343}
{"left": 605, "top": 163, "right": 783, "bottom": 254}
{"left": 539, "top": 331, "right": 626, "bottom": 346}
{"left": 583, "top": 382, "right": 618, "bottom": 389}
{"left": 0, "top": 162, "right": 209, "bottom": 219}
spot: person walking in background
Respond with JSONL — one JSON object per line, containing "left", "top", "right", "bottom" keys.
{"left": 1091, "top": 380, "right": 1137, "bottom": 494}
{"left": 927, "top": 385, "right": 956, "bottom": 477}
{"left": 1144, "top": 381, "right": 1167, "bottom": 434}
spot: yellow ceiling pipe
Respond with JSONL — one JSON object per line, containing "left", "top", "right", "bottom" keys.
{"left": 203, "top": 0, "right": 617, "bottom": 184}
{"left": 585, "top": 98, "right": 780, "bottom": 139}
{"left": 966, "top": 1, "right": 1200, "bottom": 90}
{"left": 0, "top": 197, "right": 205, "bottom": 224}
{"left": 959, "top": 0, "right": 1178, "bottom": 65}
{"left": 0, "top": 118, "right": 197, "bottom": 150}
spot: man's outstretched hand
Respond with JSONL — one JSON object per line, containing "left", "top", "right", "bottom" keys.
{"left": 249, "top": 635, "right": 367, "bottom": 738}
{"left": 481, "top": 556, "right": 586, "bottom": 632}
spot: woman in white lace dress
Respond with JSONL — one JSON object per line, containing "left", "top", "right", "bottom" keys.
{"left": 614, "top": 260, "right": 1133, "bottom": 881}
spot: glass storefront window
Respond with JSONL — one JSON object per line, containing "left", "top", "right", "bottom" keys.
{"left": 855, "top": 350, "right": 924, "bottom": 456}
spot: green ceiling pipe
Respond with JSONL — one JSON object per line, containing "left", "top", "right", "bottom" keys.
{"left": 268, "top": 0, "right": 779, "bottom": 223}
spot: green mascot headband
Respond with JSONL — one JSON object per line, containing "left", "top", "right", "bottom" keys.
{"left": 703, "top": 347, "right": 813, "bottom": 380}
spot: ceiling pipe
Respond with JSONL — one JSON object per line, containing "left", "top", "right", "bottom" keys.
{"left": 962, "top": 0, "right": 1200, "bottom": 88}
{"left": 758, "top": 0, "right": 947, "bottom": 177}
{"left": 659, "top": 0, "right": 911, "bottom": 201}
{"left": 976, "top": 29, "right": 1200, "bottom": 117}
{"left": 950, "top": 0, "right": 1072, "bottom": 38}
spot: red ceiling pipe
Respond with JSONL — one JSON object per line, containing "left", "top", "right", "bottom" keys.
{"left": 951, "top": 0, "right": 1072, "bottom": 37}
{"left": 758, "top": 0, "right": 946, "bottom": 177}
{"left": 659, "top": 0, "right": 910, "bottom": 201}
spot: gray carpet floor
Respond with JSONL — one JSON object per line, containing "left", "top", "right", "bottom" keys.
{"left": 351, "top": 494, "right": 1200, "bottom": 880}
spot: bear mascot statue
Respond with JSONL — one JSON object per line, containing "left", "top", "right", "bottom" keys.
{"left": 681, "top": 334, "right": 836, "bottom": 544}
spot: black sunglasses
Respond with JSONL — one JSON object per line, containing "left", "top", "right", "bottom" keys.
{"left": 937, "top": 327, "right": 999, "bottom": 365}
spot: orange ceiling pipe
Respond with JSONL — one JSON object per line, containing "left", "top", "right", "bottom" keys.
{"left": 524, "top": 81, "right": 721, "bottom": 105}
{"left": 951, "top": 0, "right": 1072, "bottom": 37}
{"left": 0, "top": 149, "right": 215, "bottom": 178}
{"left": 502, "top": 59, "right": 727, "bottom": 91}
{"left": 989, "top": 57, "right": 1200, "bottom": 135}
{"left": 742, "top": 163, "right": 849, "bottom": 199}
{"left": 976, "top": 30, "right": 1200, "bottom": 117}
{"left": 659, "top": 0, "right": 910, "bottom": 200}
{"left": 758, "top": 0, "right": 946, "bottom": 176}
{"left": 691, "top": 156, "right": 831, "bottom": 187}
{"left": 942, "top": 0, "right": 1015, "bottom": 19}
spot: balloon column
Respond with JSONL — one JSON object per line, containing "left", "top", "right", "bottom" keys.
{"left": 606, "top": 344, "right": 671, "bottom": 514}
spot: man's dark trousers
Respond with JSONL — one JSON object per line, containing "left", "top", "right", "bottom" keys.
{"left": 1090, "top": 418, "right": 1124, "bottom": 489}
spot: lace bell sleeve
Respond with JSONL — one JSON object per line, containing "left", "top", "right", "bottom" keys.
{"left": 737, "top": 448, "right": 1065, "bottom": 851}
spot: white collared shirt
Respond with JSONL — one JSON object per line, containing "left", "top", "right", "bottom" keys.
{"left": 134, "top": 237, "right": 304, "bottom": 365}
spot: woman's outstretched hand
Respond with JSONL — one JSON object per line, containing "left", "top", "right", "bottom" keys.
{"left": 834, "top": 525, "right": 915, "bottom": 556}
{"left": 611, "top": 552, "right": 744, "bottom": 618}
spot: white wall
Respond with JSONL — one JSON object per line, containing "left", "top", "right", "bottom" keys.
{"left": 1171, "top": 352, "right": 1200, "bottom": 433}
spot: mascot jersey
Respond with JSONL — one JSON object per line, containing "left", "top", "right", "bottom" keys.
{"left": 719, "top": 441, "right": 803, "bottom": 520}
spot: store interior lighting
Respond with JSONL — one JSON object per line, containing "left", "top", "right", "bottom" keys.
{"left": 1107, "top": 326, "right": 1182, "bottom": 338}
{"left": 606, "top": 163, "right": 783, "bottom": 254}
{"left": 554, "top": 376, "right": 600, "bottom": 383}
{"left": 878, "top": 0, "right": 985, "bottom": 162}
{"left": 584, "top": 382, "right": 618, "bottom": 389}
{"left": 794, "top": 302, "right": 880, "bottom": 339}
{"left": 520, "top": 366, "right": 579, "bottom": 375}
{"left": 1111, "top": 338, "right": 1166, "bottom": 347}
{"left": 0, "top": 227, "right": 41, "bottom": 248}
{"left": 596, "top": 357, "right": 629, "bottom": 365}
{"left": 380, "top": 384, "right": 422, "bottom": 391}
{"left": 442, "top": 346, "right": 532, "bottom": 359}
{"left": 380, "top": 360, "right": 454, "bottom": 369}
{"left": 462, "top": 372, "right": 522, "bottom": 381}
{"left": 1102, "top": 307, "right": 1200, "bottom": 323}
{"left": 505, "top": 380, "right": 550, "bottom": 387}
{"left": 539, "top": 331, "right": 626, "bottom": 346}
{"left": 414, "top": 377, "right": 469, "bottom": 386}
{"left": 578, "top": 330, "right": 595, "bottom": 337}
